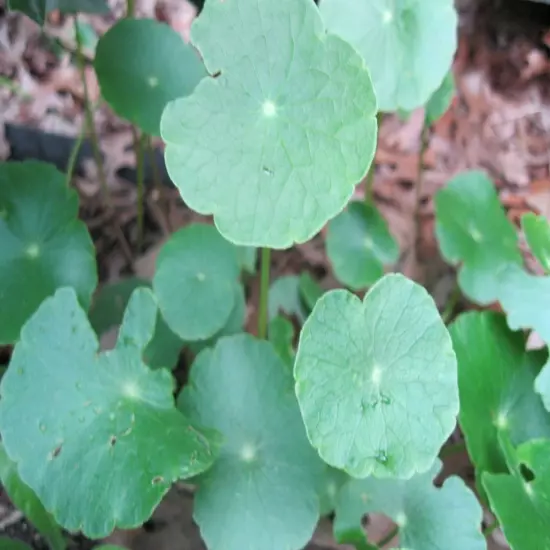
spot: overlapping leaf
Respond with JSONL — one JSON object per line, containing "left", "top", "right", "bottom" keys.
{"left": 425, "top": 70, "right": 455, "bottom": 126}
{"left": 319, "top": 0, "right": 458, "bottom": 112}
{"left": 95, "top": 18, "right": 206, "bottom": 135}
{"left": 8, "top": 0, "right": 108, "bottom": 24}
{"left": 298, "top": 272, "right": 324, "bottom": 311}
{"left": 294, "top": 273, "right": 458, "bottom": 478}
{"left": 268, "top": 315, "right": 295, "bottom": 368}
{"left": 522, "top": 212, "right": 550, "bottom": 272}
{"left": 326, "top": 202, "right": 399, "bottom": 290}
{"left": 0, "top": 288, "right": 219, "bottom": 538}
{"left": 0, "top": 161, "right": 97, "bottom": 344}
{"left": 162, "top": 0, "right": 377, "bottom": 247}
{"left": 178, "top": 334, "right": 324, "bottom": 550}
{"left": 153, "top": 224, "right": 241, "bottom": 341}
{"left": 335, "top": 460, "right": 485, "bottom": 550}
{"left": 434, "top": 170, "right": 522, "bottom": 304}
{"left": 268, "top": 275, "right": 307, "bottom": 324}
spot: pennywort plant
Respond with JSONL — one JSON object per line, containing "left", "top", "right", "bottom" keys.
{"left": 3, "top": 0, "right": 536, "bottom": 549}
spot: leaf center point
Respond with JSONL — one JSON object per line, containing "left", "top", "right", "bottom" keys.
{"left": 239, "top": 442, "right": 257, "bottom": 463}
{"left": 25, "top": 243, "right": 40, "bottom": 259}
{"left": 262, "top": 100, "right": 277, "bottom": 118}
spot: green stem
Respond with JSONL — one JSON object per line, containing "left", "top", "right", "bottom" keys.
{"left": 147, "top": 136, "right": 163, "bottom": 193}
{"left": 439, "top": 441, "right": 466, "bottom": 459}
{"left": 415, "top": 122, "right": 430, "bottom": 242}
{"left": 441, "top": 283, "right": 461, "bottom": 324}
{"left": 133, "top": 128, "right": 146, "bottom": 250}
{"left": 375, "top": 526, "right": 398, "bottom": 548}
{"left": 365, "top": 112, "right": 383, "bottom": 205}
{"left": 483, "top": 519, "right": 499, "bottom": 537}
{"left": 74, "top": 16, "right": 109, "bottom": 203}
{"left": 65, "top": 126, "right": 85, "bottom": 187}
{"left": 258, "top": 248, "right": 271, "bottom": 339}
{"left": 126, "top": 0, "right": 135, "bottom": 17}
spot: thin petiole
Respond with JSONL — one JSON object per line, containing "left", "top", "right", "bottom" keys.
{"left": 65, "top": 126, "right": 85, "bottom": 187}
{"left": 258, "top": 248, "right": 271, "bottom": 339}
{"left": 364, "top": 112, "right": 383, "bottom": 206}
{"left": 133, "top": 128, "right": 146, "bottom": 251}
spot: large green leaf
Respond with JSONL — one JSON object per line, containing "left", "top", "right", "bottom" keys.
{"left": 0, "top": 161, "right": 97, "bottom": 344}
{"left": 0, "top": 287, "right": 219, "bottom": 538}
{"left": 522, "top": 212, "right": 550, "bottom": 272}
{"left": 95, "top": 18, "right": 206, "bottom": 136}
{"left": 434, "top": 170, "right": 522, "bottom": 304}
{"left": 450, "top": 312, "right": 550, "bottom": 489}
{"left": 425, "top": 70, "right": 455, "bottom": 126}
{"left": 319, "top": 0, "right": 458, "bottom": 112}
{"left": 326, "top": 202, "right": 399, "bottom": 290}
{"left": 294, "top": 273, "right": 458, "bottom": 479}
{"left": 0, "top": 444, "right": 65, "bottom": 550}
{"left": 178, "top": 334, "right": 324, "bottom": 550}
{"left": 89, "top": 278, "right": 183, "bottom": 370}
{"left": 162, "top": 0, "right": 377, "bottom": 248}
{"left": 7, "top": 0, "right": 108, "bottom": 24}
{"left": 335, "top": 460, "right": 485, "bottom": 550}
{"left": 483, "top": 437, "right": 550, "bottom": 550}
{"left": 153, "top": 224, "right": 241, "bottom": 341}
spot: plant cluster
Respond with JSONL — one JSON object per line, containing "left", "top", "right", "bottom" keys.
{"left": 0, "top": 0, "right": 547, "bottom": 549}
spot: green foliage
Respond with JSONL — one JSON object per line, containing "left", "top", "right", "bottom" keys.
{"left": 7, "top": 0, "right": 109, "bottom": 24}
{"left": 320, "top": 0, "right": 458, "bottom": 112}
{"left": 177, "top": 334, "right": 324, "bottom": 550}
{"left": 95, "top": 18, "right": 206, "bottom": 136}
{"left": 0, "top": 539, "right": 33, "bottom": 550}
{"left": 425, "top": 70, "right": 455, "bottom": 126}
{"left": 162, "top": 0, "right": 377, "bottom": 247}
{"left": 268, "top": 275, "right": 307, "bottom": 323}
{"left": 89, "top": 278, "right": 183, "bottom": 370}
{"left": 326, "top": 202, "right": 399, "bottom": 290}
{"left": 335, "top": 460, "right": 485, "bottom": 550}
{"left": 153, "top": 224, "right": 241, "bottom": 341}
{"left": 483, "top": 436, "right": 550, "bottom": 550}
{"left": 0, "top": 161, "right": 97, "bottom": 344}
{"left": 0, "top": 443, "right": 65, "bottom": 550}
{"left": 295, "top": 274, "right": 458, "bottom": 478}
{"left": 434, "top": 170, "right": 522, "bottom": 304}
{"left": 0, "top": 287, "right": 219, "bottom": 538}
{"left": 268, "top": 315, "right": 295, "bottom": 367}
{"left": 522, "top": 212, "right": 550, "bottom": 272}
{"left": 298, "top": 273, "right": 324, "bottom": 311}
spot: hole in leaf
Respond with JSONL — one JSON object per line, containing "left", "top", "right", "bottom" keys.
{"left": 109, "top": 435, "right": 117, "bottom": 447}
{"left": 50, "top": 444, "right": 62, "bottom": 460}
{"left": 520, "top": 463, "right": 535, "bottom": 483}
{"left": 152, "top": 476, "right": 164, "bottom": 485}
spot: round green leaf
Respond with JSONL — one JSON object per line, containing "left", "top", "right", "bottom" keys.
{"left": 0, "top": 287, "right": 219, "bottom": 538}
{"left": 268, "top": 275, "right": 307, "bottom": 323}
{"left": 178, "top": 334, "right": 324, "bottom": 550}
{"left": 319, "top": 0, "right": 458, "bottom": 112}
{"left": 90, "top": 278, "right": 184, "bottom": 370}
{"left": 0, "top": 161, "right": 97, "bottom": 344}
{"left": 294, "top": 273, "right": 458, "bottom": 479}
{"left": 0, "top": 443, "right": 64, "bottom": 550}
{"left": 434, "top": 170, "right": 522, "bottom": 304}
{"left": 483, "top": 438, "right": 550, "bottom": 550}
{"left": 425, "top": 70, "right": 455, "bottom": 126}
{"left": 161, "top": 0, "right": 377, "bottom": 248}
{"left": 95, "top": 18, "right": 207, "bottom": 136}
{"left": 326, "top": 202, "right": 399, "bottom": 290}
{"left": 335, "top": 460, "right": 485, "bottom": 550}
{"left": 522, "top": 212, "right": 550, "bottom": 272}
{"left": 153, "top": 224, "right": 240, "bottom": 341}
{"left": 450, "top": 312, "right": 550, "bottom": 491}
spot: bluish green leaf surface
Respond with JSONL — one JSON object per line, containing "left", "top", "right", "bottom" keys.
{"left": 522, "top": 212, "right": 550, "bottom": 272}
{"left": 298, "top": 272, "right": 324, "bottom": 311}
{"left": 335, "top": 460, "right": 485, "bottom": 550}
{"left": 153, "top": 224, "right": 241, "bottom": 341}
{"left": 95, "top": 18, "right": 206, "bottom": 135}
{"left": 326, "top": 202, "right": 399, "bottom": 290}
{"left": 268, "top": 275, "right": 307, "bottom": 323}
{"left": 434, "top": 170, "right": 522, "bottom": 304}
{"left": 236, "top": 246, "right": 257, "bottom": 274}
{"left": 268, "top": 315, "right": 295, "bottom": 368}
{"left": 320, "top": 0, "right": 458, "bottom": 112}
{"left": 425, "top": 70, "right": 455, "bottom": 126}
{"left": 0, "top": 444, "right": 65, "bottom": 550}
{"left": 295, "top": 273, "right": 458, "bottom": 479}
{"left": 0, "top": 288, "right": 219, "bottom": 538}
{"left": 178, "top": 334, "right": 324, "bottom": 550}
{"left": 0, "top": 161, "right": 97, "bottom": 344}
{"left": 162, "top": 0, "right": 377, "bottom": 248}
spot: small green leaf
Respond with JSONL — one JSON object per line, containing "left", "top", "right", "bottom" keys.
{"left": 425, "top": 70, "right": 455, "bottom": 126}
{"left": 298, "top": 272, "right": 324, "bottom": 311}
{"left": 0, "top": 444, "right": 65, "bottom": 550}
{"left": 434, "top": 170, "right": 522, "bottom": 304}
{"left": 0, "top": 161, "right": 97, "bottom": 344}
{"left": 0, "top": 538, "right": 33, "bottom": 550}
{"left": 450, "top": 312, "right": 550, "bottom": 490}
{"left": 89, "top": 278, "right": 183, "bottom": 370}
{"left": 294, "top": 273, "right": 458, "bottom": 479}
{"left": 483, "top": 438, "right": 550, "bottom": 550}
{"left": 236, "top": 246, "right": 257, "bottom": 275}
{"left": 319, "top": 465, "right": 348, "bottom": 516}
{"left": 522, "top": 212, "right": 550, "bottom": 272}
{"left": 268, "top": 275, "right": 307, "bottom": 323}
{"left": 178, "top": 334, "right": 324, "bottom": 550}
{"left": 95, "top": 18, "right": 206, "bottom": 136}
{"left": 7, "top": 0, "right": 108, "bottom": 23}
{"left": 153, "top": 224, "right": 241, "bottom": 341}
{"left": 326, "top": 202, "right": 399, "bottom": 290}
{"left": 268, "top": 315, "right": 295, "bottom": 368}
{"left": 335, "top": 460, "right": 485, "bottom": 550}
{"left": 0, "top": 287, "right": 219, "bottom": 538}
{"left": 320, "top": 0, "right": 458, "bottom": 112}
{"left": 162, "top": 0, "right": 377, "bottom": 248}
